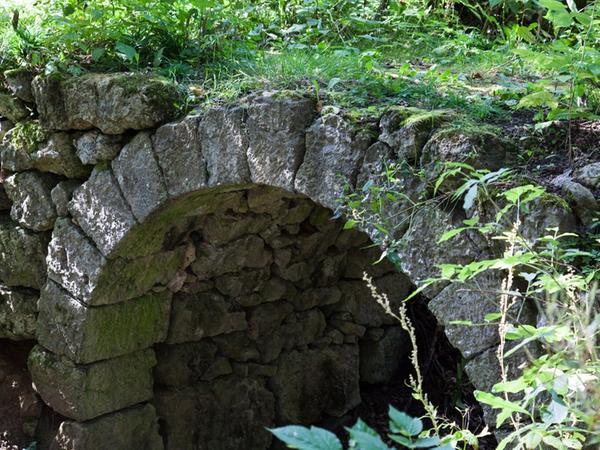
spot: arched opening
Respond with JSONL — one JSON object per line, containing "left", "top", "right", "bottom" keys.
{"left": 31, "top": 184, "right": 418, "bottom": 450}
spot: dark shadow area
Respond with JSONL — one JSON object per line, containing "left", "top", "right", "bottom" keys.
{"left": 0, "top": 339, "right": 38, "bottom": 450}
{"left": 318, "top": 296, "right": 498, "bottom": 449}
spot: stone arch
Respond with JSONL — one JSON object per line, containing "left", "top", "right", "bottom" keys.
{"left": 0, "top": 75, "right": 572, "bottom": 448}
{"left": 28, "top": 97, "right": 416, "bottom": 449}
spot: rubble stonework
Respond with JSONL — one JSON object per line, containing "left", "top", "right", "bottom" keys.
{"left": 0, "top": 73, "right": 586, "bottom": 450}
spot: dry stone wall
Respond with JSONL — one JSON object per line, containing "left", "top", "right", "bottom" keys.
{"left": 0, "top": 71, "right": 583, "bottom": 449}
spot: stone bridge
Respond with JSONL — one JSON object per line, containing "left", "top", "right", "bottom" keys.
{"left": 0, "top": 72, "right": 577, "bottom": 449}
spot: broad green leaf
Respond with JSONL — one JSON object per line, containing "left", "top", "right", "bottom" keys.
{"left": 115, "top": 42, "right": 138, "bottom": 62}
{"left": 474, "top": 391, "right": 529, "bottom": 415}
{"left": 389, "top": 406, "right": 423, "bottom": 437}
{"left": 344, "top": 219, "right": 357, "bottom": 230}
{"left": 349, "top": 429, "right": 392, "bottom": 450}
{"left": 524, "top": 430, "right": 543, "bottom": 449}
{"left": 269, "top": 426, "right": 342, "bottom": 450}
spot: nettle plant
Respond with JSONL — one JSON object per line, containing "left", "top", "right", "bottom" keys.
{"left": 270, "top": 162, "right": 600, "bottom": 450}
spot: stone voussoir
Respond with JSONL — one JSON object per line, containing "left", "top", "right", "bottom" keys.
{"left": 37, "top": 280, "right": 172, "bottom": 364}
{"left": 28, "top": 346, "right": 156, "bottom": 422}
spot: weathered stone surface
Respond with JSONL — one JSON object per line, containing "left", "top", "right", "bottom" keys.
{"left": 191, "top": 235, "right": 272, "bottom": 280}
{"left": 360, "top": 326, "right": 408, "bottom": 384}
{"left": 75, "top": 131, "right": 123, "bottom": 165}
{"left": 4, "top": 69, "right": 35, "bottom": 103}
{"left": 397, "top": 205, "right": 489, "bottom": 297}
{"left": 214, "top": 268, "right": 270, "bottom": 297}
{"left": 167, "top": 291, "right": 247, "bottom": 343}
{"left": 551, "top": 176, "right": 598, "bottom": 227}
{"left": 200, "top": 212, "right": 271, "bottom": 245}
{"left": 1, "top": 129, "right": 89, "bottom": 177}
{"left": 112, "top": 132, "right": 168, "bottom": 221}
{"left": 200, "top": 106, "right": 251, "bottom": 186}
{"left": 574, "top": 162, "right": 600, "bottom": 189}
{"left": 464, "top": 344, "right": 532, "bottom": 427}
{"left": 68, "top": 168, "right": 137, "bottom": 256}
{"left": 379, "top": 108, "right": 443, "bottom": 163}
{"left": 154, "top": 341, "right": 217, "bottom": 387}
{"left": 356, "top": 141, "right": 394, "bottom": 189}
{"left": 295, "top": 114, "right": 372, "bottom": 208}
{"left": 51, "top": 180, "right": 81, "bottom": 217}
{"left": 520, "top": 196, "right": 576, "bottom": 242}
{"left": 270, "top": 345, "right": 360, "bottom": 423}
{"left": 0, "top": 91, "right": 28, "bottom": 122}
{"left": 292, "top": 287, "right": 341, "bottom": 311}
{"left": 334, "top": 276, "right": 410, "bottom": 327}
{"left": 246, "top": 96, "right": 316, "bottom": 190}
{"left": 48, "top": 219, "right": 186, "bottom": 305}
{"left": 153, "top": 115, "right": 206, "bottom": 197}
{"left": 33, "top": 73, "right": 181, "bottom": 134}
{"left": 37, "top": 281, "right": 172, "bottom": 363}
{"left": 156, "top": 377, "right": 274, "bottom": 450}
{"left": 213, "top": 331, "right": 260, "bottom": 362}
{"left": 0, "top": 118, "right": 13, "bottom": 141}
{"left": 29, "top": 346, "right": 156, "bottom": 421}
{"left": 50, "top": 404, "right": 164, "bottom": 450}
{"left": 4, "top": 171, "right": 58, "bottom": 231}
{"left": 32, "top": 133, "right": 91, "bottom": 178}
{"left": 427, "top": 271, "right": 538, "bottom": 359}
{"left": 0, "top": 217, "right": 48, "bottom": 288}
{"left": 421, "top": 128, "right": 513, "bottom": 176}
{"left": 0, "top": 285, "right": 37, "bottom": 340}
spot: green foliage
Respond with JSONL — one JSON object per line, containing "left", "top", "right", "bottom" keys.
{"left": 270, "top": 407, "right": 461, "bottom": 450}
{"left": 339, "top": 161, "right": 600, "bottom": 449}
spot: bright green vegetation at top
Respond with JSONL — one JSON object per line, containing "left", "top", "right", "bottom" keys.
{"left": 0, "top": 0, "right": 599, "bottom": 123}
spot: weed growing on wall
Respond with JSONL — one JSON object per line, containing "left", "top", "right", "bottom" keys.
{"left": 271, "top": 163, "right": 600, "bottom": 449}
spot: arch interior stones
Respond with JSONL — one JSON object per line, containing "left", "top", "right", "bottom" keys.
{"left": 0, "top": 72, "right": 579, "bottom": 449}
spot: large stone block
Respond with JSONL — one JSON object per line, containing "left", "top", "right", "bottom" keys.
{"left": 4, "top": 171, "right": 58, "bottom": 231}
{"left": 156, "top": 376, "right": 274, "bottom": 450}
{"left": 47, "top": 219, "right": 186, "bottom": 305}
{"left": 2, "top": 130, "right": 91, "bottom": 178}
{"left": 33, "top": 73, "right": 181, "bottom": 134}
{"left": 112, "top": 132, "right": 168, "bottom": 221}
{"left": 68, "top": 168, "right": 137, "bottom": 256}
{"left": 295, "top": 114, "right": 372, "bottom": 209}
{"left": 29, "top": 346, "right": 156, "bottom": 421}
{"left": 199, "top": 106, "right": 251, "bottom": 186}
{"left": 269, "top": 345, "right": 360, "bottom": 423}
{"left": 0, "top": 217, "right": 48, "bottom": 288}
{"left": 74, "top": 131, "right": 123, "bottom": 165}
{"left": 246, "top": 96, "right": 316, "bottom": 190}
{"left": 153, "top": 115, "right": 206, "bottom": 197}
{"left": 154, "top": 341, "right": 217, "bottom": 387}
{"left": 0, "top": 90, "right": 29, "bottom": 122}
{"left": 50, "top": 404, "right": 164, "bottom": 450}
{"left": 0, "top": 285, "right": 37, "bottom": 340}
{"left": 191, "top": 235, "right": 272, "bottom": 280}
{"left": 37, "top": 281, "right": 172, "bottom": 364}
{"left": 167, "top": 291, "right": 247, "bottom": 344}
{"left": 396, "top": 205, "right": 490, "bottom": 298}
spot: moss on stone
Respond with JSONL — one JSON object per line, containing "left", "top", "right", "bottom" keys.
{"left": 539, "top": 192, "right": 571, "bottom": 211}
{"left": 10, "top": 120, "right": 49, "bottom": 154}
